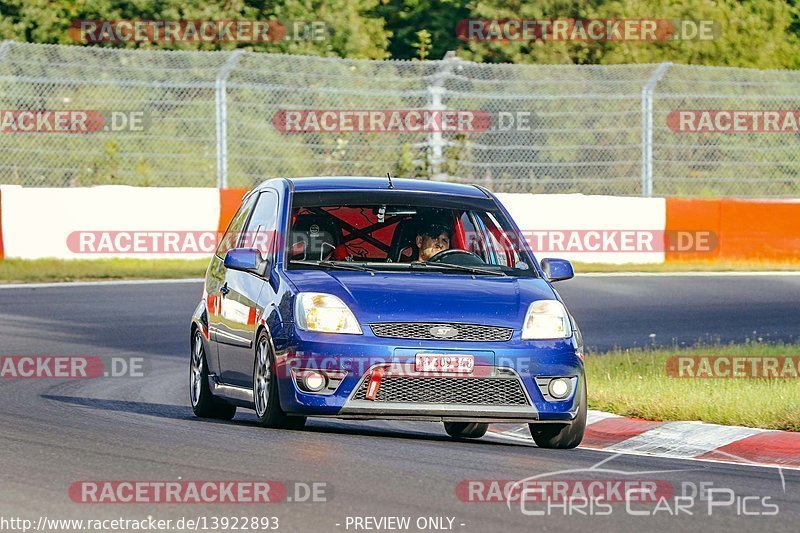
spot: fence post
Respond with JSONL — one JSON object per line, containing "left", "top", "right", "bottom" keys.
{"left": 640, "top": 61, "right": 671, "bottom": 197}
{"left": 427, "top": 51, "right": 459, "bottom": 179}
{"left": 215, "top": 49, "right": 244, "bottom": 189}
{"left": 0, "top": 40, "right": 12, "bottom": 60}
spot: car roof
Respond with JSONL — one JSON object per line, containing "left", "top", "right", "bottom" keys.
{"left": 258, "top": 176, "right": 490, "bottom": 198}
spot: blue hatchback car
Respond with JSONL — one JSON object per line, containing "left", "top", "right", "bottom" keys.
{"left": 190, "top": 177, "right": 586, "bottom": 448}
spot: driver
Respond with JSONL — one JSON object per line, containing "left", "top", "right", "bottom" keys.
{"left": 415, "top": 221, "right": 451, "bottom": 261}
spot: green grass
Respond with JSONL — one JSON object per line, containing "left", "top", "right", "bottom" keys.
{"left": 587, "top": 342, "right": 800, "bottom": 431}
{"left": 0, "top": 258, "right": 209, "bottom": 283}
{"left": 0, "top": 257, "right": 798, "bottom": 284}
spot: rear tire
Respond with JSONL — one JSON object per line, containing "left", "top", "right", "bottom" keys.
{"left": 529, "top": 378, "right": 586, "bottom": 449}
{"left": 253, "top": 331, "right": 306, "bottom": 430}
{"left": 444, "top": 422, "right": 489, "bottom": 439}
{"left": 190, "top": 329, "right": 236, "bottom": 420}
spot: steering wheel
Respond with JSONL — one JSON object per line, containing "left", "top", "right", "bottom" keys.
{"left": 427, "top": 249, "right": 484, "bottom": 263}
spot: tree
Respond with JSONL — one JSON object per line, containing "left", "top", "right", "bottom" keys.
{"left": 459, "top": 0, "right": 800, "bottom": 69}
{"left": 371, "top": 0, "right": 470, "bottom": 59}
{"left": 0, "top": 0, "right": 391, "bottom": 59}
{"left": 2, "top": 0, "right": 800, "bottom": 68}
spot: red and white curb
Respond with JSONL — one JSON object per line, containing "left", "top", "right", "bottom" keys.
{"left": 490, "top": 410, "right": 800, "bottom": 470}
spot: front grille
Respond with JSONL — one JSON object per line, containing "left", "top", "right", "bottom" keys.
{"left": 353, "top": 376, "right": 529, "bottom": 405}
{"left": 370, "top": 322, "right": 513, "bottom": 342}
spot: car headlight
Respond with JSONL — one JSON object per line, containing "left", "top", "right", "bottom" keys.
{"left": 295, "top": 293, "right": 363, "bottom": 334}
{"left": 521, "top": 300, "right": 572, "bottom": 340}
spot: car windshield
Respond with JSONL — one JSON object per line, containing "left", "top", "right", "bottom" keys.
{"left": 285, "top": 191, "right": 537, "bottom": 277}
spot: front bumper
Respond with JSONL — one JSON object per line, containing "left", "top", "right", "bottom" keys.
{"left": 273, "top": 326, "right": 584, "bottom": 423}
{"left": 340, "top": 363, "right": 538, "bottom": 422}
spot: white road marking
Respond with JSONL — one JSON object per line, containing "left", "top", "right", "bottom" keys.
{"left": 488, "top": 429, "right": 800, "bottom": 471}
{"left": 586, "top": 409, "right": 622, "bottom": 425}
{"left": 0, "top": 278, "right": 203, "bottom": 289}
{"left": 608, "top": 421, "right": 767, "bottom": 456}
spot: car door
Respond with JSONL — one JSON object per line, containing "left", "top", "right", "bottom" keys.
{"left": 207, "top": 193, "right": 258, "bottom": 375}
{"left": 217, "top": 189, "right": 281, "bottom": 387}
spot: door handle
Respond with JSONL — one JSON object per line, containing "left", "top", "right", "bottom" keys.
{"left": 220, "top": 282, "right": 230, "bottom": 296}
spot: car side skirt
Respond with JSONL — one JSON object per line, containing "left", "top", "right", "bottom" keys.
{"left": 208, "top": 374, "right": 254, "bottom": 408}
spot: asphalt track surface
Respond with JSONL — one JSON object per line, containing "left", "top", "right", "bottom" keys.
{"left": 558, "top": 273, "right": 800, "bottom": 351}
{"left": 0, "top": 275, "right": 798, "bottom": 532}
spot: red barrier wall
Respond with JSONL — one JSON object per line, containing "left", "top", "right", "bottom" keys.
{"left": 666, "top": 198, "right": 800, "bottom": 262}
{"left": 218, "top": 188, "right": 249, "bottom": 234}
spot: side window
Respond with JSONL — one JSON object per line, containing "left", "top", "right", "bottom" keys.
{"left": 480, "top": 212, "right": 522, "bottom": 268}
{"left": 243, "top": 190, "right": 280, "bottom": 255}
{"left": 460, "top": 212, "right": 486, "bottom": 259}
{"left": 485, "top": 231, "right": 510, "bottom": 266}
{"left": 216, "top": 193, "right": 258, "bottom": 258}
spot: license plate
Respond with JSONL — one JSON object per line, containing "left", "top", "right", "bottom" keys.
{"left": 415, "top": 353, "right": 474, "bottom": 374}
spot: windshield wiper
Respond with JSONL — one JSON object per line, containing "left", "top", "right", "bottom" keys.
{"left": 290, "top": 260, "right": 376, "bottom": 273}
{"left": 409, "top": 261, "right": 506, "bottom": 277}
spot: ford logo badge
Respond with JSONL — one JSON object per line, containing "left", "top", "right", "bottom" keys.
{"left": 430, "top": 325, "right": 458, "bottom": 339}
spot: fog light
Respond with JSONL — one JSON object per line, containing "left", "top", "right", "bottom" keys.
{"left": 302, "top": 370, "right": 327, "bottom": 392}
{"left": 548, "top": 378, "right": 571, "bottom": 399}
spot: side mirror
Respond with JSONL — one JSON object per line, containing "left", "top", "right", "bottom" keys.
{"left": 224, "top": 248, "right": 266, "bottom": 273}
{"left": 540, "top": 258, "right": 574, "bottom": 282}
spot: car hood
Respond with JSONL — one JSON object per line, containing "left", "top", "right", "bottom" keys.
{"left": 283, "top": 270, "right": 557, "bottom": 327}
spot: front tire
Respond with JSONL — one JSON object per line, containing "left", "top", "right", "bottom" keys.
{"left": 253, "top": 331, "right": 306, "bottom": 430}
{"left": 528, "top": 378, "right": 586, "bottom": 449}
{"left": 190, "top": 329, "right": 236, "bottom": 420}
{"left": 444, "top": 422, "right": 488, "bottom": 439}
